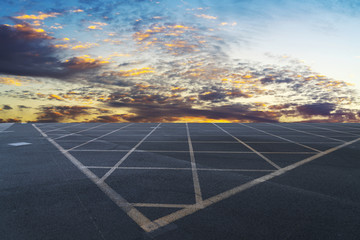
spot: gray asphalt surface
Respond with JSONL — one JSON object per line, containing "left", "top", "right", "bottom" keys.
{"left": 1, "top": 123, "right": 360, "bottom": 240}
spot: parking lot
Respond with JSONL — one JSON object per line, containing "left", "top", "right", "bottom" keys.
{"left": 1, "top": 122, "right": 360, "bottom": 239}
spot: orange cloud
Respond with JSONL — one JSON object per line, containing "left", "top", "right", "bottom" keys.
{"left": 53, "top": 44, "right": 71, "bottom": 48}
{"left": 14, "top": 12, "right": 60, "bottom": 20}
{"left": 70, "top": 9, "right": 84, "bottom": 13}
{"left": 195, "top": 14, "right": 217, "bottom": 20}
{"left": 64, "top": 55, "right": 109, "bottom": 69}
{"left": 12, "top": 23, "right": 53, "bottom": 39}
{"left": 48, "top": 94, "right": 63, "bottom": 101}
{"left": 133, "top": 24, "right": 194, "bottom": 42}
{"left": 90, "top": 21, "right": 108, "bottom": 26}
{"left": 71, "top": 43, "right": 99, "bottom": 50}
{"left": 0, "top": 77, "right": 22, "bottom": 86}
{"left": 114, "top": 67, "right": 155, "bottom": 77}
{"left": 87, "top": 25, "right": 102, "bottom": 30}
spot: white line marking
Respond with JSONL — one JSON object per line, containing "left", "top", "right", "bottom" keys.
{"left": 70, "top": 149, "right": 316, "bottom": 154}
{"left": 8, "top": 142, "right": 32, "bottom": 147}
{"left": 267, "top": 123, "right": 345, "bottom": 142}
{"left": 212, "top": 123, "right": 281, "bottom": 170}
{"left": 145, "top": 137, "right": 360, "bottom": 231}
{"left": 84, "top": 166, "right": 275, "bottom": 172}
{"left": 296, "top": 123, "right": 360, "bottom": 137}
{"left": 324, "top": 124, "right": 360, "bottom": 131}
{"left": 54, "top": 123, "right": 111, "bottom": 140}
{"left": 65, "top": 123, "right": 133, "bottom": 151}
{"left": 132, "top": 203, "right": 190, "bottom": 208}
{"left": 45, "top": 123, "right": 85, "bottom": 133}
{"left": 98, "top": 123, "right": 162, "bottom": 183}
{"left": 186, "top": 123, "right": 203, "bottom": 205}
{"left": 32, "top": 124, "right": 159, "bottom": 232}
{"left": 0, "top": 123, "right": 14, "bottom": 132}
{"left": 238, "top": 123, "right": 321, "bottom": 152}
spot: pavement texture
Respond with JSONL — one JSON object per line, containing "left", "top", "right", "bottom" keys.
{"left": 1, "top": 122, "right": 360, "bottom": 240}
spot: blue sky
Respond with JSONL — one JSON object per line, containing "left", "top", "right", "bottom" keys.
{"left": 0, "top": 0, "right": 359, "bottom": 122}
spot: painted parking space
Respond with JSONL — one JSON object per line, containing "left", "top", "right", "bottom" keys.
{"left": 2, "top": 123, "right": 360, "bottom": 239}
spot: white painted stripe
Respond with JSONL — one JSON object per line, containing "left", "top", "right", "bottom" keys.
{"left": 45, "top": 123, "right": 85, "bottom": 133}
{"left": 132, "top": 203, "right": 191, "bottom": 208}
{"left": 212, "top": 123, "right": 281, "bottom": 170}
{"left": 8, "top": 142, "right": 32, "bottom": 147}
{"left": 32, "top": 124, "right": 159, "bottom": 232}
{"left": 267, "top": 123, "right": 345, "bottom": 142}
{"left": 186, "top": 123, "right": 203, "bottom": 205}
{"left": 65, "top": 123, "right": 132, "bottom": 151}
{"left": 0, "top": 123, "right": 14, "bottom": 132}
{"left": 70, "top": 149, "right": 316, "bottom": 154}
{"left": 54, "top": 123, "right": 111, "bottom": 140}
{"left": 145, "top": 137, "right": 360, "bottom": 231}
{"left": 296, "top": 123, "right": 360, "bottom": 137}
{"left": 84, "top": 166, "right": 275, "bottom": 172}
{"left": 98, "top": 123, "right": 162, "bottom": 183}
{"left": 238, "top": 123, "right": 321, "bottom": 152}
{"left": 324, "top": 124, "right": 360, "bottom": 131}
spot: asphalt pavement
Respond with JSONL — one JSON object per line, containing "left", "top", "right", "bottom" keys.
{"left": 1, "top": 122, "right": 360, "bottom": 240}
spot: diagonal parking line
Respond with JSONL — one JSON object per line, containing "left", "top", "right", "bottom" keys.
{"left": 237, "top": 123, "right": 321, "bottom": 152}
{"left": 84, "top": 166, "right": 275, "bottom": 172}
{"left": 98, "top": 123, "right": 162, "bottom": 183}
{"left": 65, "top": 123, "right": 132, "bottom": 151}
{"left": 296, "top": 123, "right": 360, "bottom": 137}
{"left": 132, "top": 203, "right": 191, "bottom": 208}
{"left": 212, "top": 123, "right": 281, "bottom": 170}
{"left": 33, "top": 122, "right": 360, "bottom": 233}
{"left": 186, "top": 123, "right": 203, "bottom": 205}
{"left": 326, "top": 124, "right": 360, "bottom": 131}
{"left": 32, "top": 124, "right": 160, "bottom": 233}
{"left": 267, "top": 123, "right": 346, "bottom": 142}
{"left": 0, "top": 123, "right": 14, "bottom": 132}
{"left": 70, "top": 149, "right": 316, "bottom": 154}
{"left": 54, "top": 123, "right": 110, "bottom": 140}
{"left": 144, "top": 136, "right": 360, "bottom": 232}
{"left": 45, "top": 123, "right": 85, "bottom": 133}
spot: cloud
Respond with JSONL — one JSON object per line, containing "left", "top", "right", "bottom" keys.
{"left": 195, "top": 14, "right": 217, "bottom": 20}
{"left": 35, "top": 105, "right": 109, "bottom": 122}
{"left": 0, "top": 24, "right": 108, "bottom": 79}
{"left": 2, "top": 105, "right": 13, "bottom": 110}
{"left": 14, "top": 12, "right": 60, "bottom": 20}
{"left": 0, "top": 23, "right": 65, "bottom": 78}
{"left": 109, "top": 67, "right": 155, "bottom": 77}
{"left": 0, "top": 77, "right": 22, "bottom": 86}
{"left": 18, "top": 105, "right": 31, "bottom": 109}
{"left": 296, "top": 103, "right": 336, "bottom": 116}
{"left": 0, "top": 118, "right": 21, "bottom": 123}
{"left": 63, "top": 55, "right": 109, "bottom": 70}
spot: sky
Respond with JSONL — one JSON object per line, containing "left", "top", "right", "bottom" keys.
{"left": 0, "top": 0, "right": 359, "bottom": 123}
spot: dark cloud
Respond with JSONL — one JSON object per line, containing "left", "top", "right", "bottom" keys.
{"left": 296, "top": 103, "right": 335, "bottom": 116}
{"left": 0, "top": 23, "right": 65, "bottom": 78}
{"left": 2, "top": 105, "right": 13, "bottom": 110}
{"left": 18, "top": 105, "right": 31, "bottom": 109}
{"left": 107, "top": 100, "right": 278, "bottom": 122}
{"left": 0, "top": 23, "right": 106, "bottom": 79}
{"left": 35, "top": 105, "right": 109, "bottom": 122}
{"left": 0, "top": 118, "right": 21, "bottom": 123}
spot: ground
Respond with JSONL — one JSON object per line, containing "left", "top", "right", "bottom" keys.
{"left": 1, "top": 122, "right": 360, "bottom": 240}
